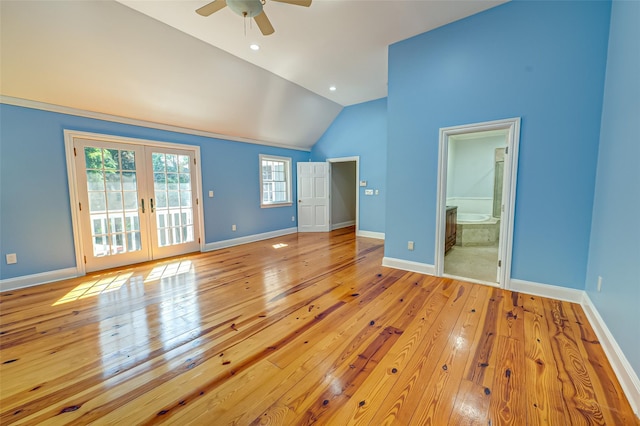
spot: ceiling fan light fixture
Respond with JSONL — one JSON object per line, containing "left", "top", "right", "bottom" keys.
{"left": 227, "top": 0, "right": 263, "bottom": 18}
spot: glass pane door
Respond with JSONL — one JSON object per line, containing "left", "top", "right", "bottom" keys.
{"left": 148, "top": 148, "right": 200, "bottom": 258}
{"left": 75, "top": 140, "right": 150, "bottom": 272}
{"left": 73, "top": 138, "right": 201, "bottom": 272}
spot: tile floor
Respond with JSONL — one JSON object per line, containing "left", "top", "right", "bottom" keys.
{"left": 444, "top": 244, "right": 499, "bottom": 283}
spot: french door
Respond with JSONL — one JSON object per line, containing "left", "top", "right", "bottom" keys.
{"left": 73, "top": 137, "right": 201, "bottom": 272}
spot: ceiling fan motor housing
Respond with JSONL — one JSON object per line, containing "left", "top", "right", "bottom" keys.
{"left": 227, "top": 0, "right": 263, "bottom": 17}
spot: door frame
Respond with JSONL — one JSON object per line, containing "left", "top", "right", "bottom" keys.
{"left": 64, "top": 130, "right": 205, "bottom": 276}
{"left": 327, "top": 156, "right": 360, "bottom": 234}
{"left": 433, "top": 118, "right": 521, "bottom": 289}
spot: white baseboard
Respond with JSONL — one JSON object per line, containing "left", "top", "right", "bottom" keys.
{"left": 581, "top": 293, "right": 640, "bottom": 416}
{"left": 203, "top": 227, "right": 298, "bottom": 251}
{"left": 0, "top": 267, "right": 79, "bottom": 293}
{"left": 331, "top": 220, "right": 356, "bottom": 231}
{"left": 509, "top": 278, "right": 584, "bottom": 303}
{"left": 357, "top": 230, "right": 385, "bottom": 240}
{"left": 382, "top": 257, "right": 435, "bottom": 275}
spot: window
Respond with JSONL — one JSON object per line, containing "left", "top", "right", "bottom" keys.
{"left": 260, "top": 155, "right": 291, "bottom": 207}
{"left": 260, "top": 154, "right": 292, "bottom": 207}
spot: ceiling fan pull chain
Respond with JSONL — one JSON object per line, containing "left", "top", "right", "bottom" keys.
{"left": 243, "top": 11, "right": 247, "bottom": 36}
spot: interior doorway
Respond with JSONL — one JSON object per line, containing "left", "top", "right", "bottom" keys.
{"left": 434, "top": 118, "right": 520, "bottom": 288}
{"left": 328, "top": 157, "right": 359, "bottom": 234}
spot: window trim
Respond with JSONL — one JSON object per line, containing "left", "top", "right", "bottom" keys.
{"left": 259, "top": 154, "right": 293, "bottom": 208}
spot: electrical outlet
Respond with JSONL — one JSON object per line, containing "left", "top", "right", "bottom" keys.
{"left": 232, "top": 224, "right": 237, "bottom": 231}
{"left": 597, "top": 276, "right": 602, "bottom": 292}
{"left": 364, "top": 189, "right": 374, "bottom": 195}
{"left": 6, "top": 253, "right": 17, "bottom": 264}
{"left": 291, "top": 216, "right": 295, "bottom": 222}
{"left": 408, "top": 241, "right": 414, "bottom": 251}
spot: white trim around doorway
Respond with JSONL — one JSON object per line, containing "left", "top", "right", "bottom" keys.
{"left": 327, "top": 156, "right": 360, "bottom": 235}
{"left": 63, "top": 130, "right": 206, "bottom": 276}
{"left": 434, "top": 118, "right": 521, "bottom": 289}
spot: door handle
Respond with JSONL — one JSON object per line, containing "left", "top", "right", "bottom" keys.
{"left": 141, "top": 199, "right": 145, "bottom": 213}
{"left": 150, "top": 198, "right": 155, "bottom": 213}
{"left": 298, "top": 199, "right": 302, "bottom": 203}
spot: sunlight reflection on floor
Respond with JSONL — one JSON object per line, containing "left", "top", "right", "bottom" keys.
{"left": 144, "top": 261, "right": 193, "bottom": 283}
{"left": 53, "top": 272, "right": 133, "bottom": 306}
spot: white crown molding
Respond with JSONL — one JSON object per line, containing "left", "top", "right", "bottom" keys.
{"left": 0, "top": 96, "right": 311, "bottom": 152}
{"left": 203, "top": 227, "right": 298, "bottom": 251}
{"left": 0, "top": 267, "right": 79, "bottom": 293}
{"left": 356, "top": 230, "right": 385, "bottom": 240}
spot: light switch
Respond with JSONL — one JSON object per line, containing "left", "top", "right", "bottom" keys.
{"left": 208, "top": 190, "right": 214, "bottom": 198}
{"left": 359, "top": 180, "right": 367, "bottom": 187}
{"left": 6, "top": 253, "right": 17, "bottom": 264}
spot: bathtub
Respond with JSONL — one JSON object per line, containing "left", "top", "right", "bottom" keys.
{"left": 454, "top": 213, "right": 500, "bottom": 246}
{"left": 457, "top": 213, "right": 491, "bottom": 223}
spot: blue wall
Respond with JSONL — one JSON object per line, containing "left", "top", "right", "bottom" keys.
{"left": 586, "top": 0, "right": 640, "bottom": 375}
{"left": 386, "top": 0, "right": 611, "bottom": 289}
{"left": 311, "top": 98, "right": 387, "bottom": 234}
{"left": 0, "top": 104, "right": 309, "bottom": 280}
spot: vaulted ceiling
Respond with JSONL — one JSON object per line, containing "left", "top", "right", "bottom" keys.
{"left": 0, "top": 0, "right": 505, "bottom": 150}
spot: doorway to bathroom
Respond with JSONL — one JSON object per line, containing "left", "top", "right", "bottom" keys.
{"left": 434, "top": 118, "right": 520, "bottom": 288}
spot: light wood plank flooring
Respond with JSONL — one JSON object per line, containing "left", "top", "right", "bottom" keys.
{"left": 1, "top": 227, "right": 637, "bottom": 425}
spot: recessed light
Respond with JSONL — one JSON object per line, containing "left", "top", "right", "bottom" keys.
{"left": 329, "top": 86, "right": 337, "bottom": 91}
{"left": 250, "top": 44, "right": 260, "bottom": 51}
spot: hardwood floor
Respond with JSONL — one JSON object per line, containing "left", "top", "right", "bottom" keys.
{"left": 1, "top": 227, "right": 637, "bottom": 425}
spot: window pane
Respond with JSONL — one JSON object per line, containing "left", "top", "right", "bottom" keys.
{"left": 104, "top": 149, "right": 118, "bottom": 170}
{"left": 105, "top": 171, "right": 121, "bottom": 191}
{"left": 107, "top": 192, "right": 123, "bottom": 212}
{"left": 122, "top": 172, "right": 137, "bottom": 191}
{"left": 167, "top": 173, "right": 179, "bottom": 191}
{"left": 178, "top": 155, "right": 190, "bottom": 173}
{"left": 89, "top": 192, "right": 106, "bottom": 212}
{"left": 168, "top": 191, "right": 180, "bottom": 208}
{"left": 180, "top": 191, "right": 192, "bottom": 207}
{"left": 166, "top": 154, "right": 178, "bottom": 173}
{"left": 154, "top": 173, "right": 166, "bottom": 191}
{"left": 153, "top": 153, "right": 165, "bottom": 172}
{"left": 155, "top": 191, "right": 167, "bottom": 208}
{"left": 87, "top": 171, "right": 105, "bottom": 191}
{"left": 124, "top": 192, "right": 138, "bottom": 210}
{"left": 120, "top": 150, "right": 136, "bottom": 170}
{"left": 179, "top": 173, "right": 191, "bottom": 190}
{"left": 84, "top": 147, "right": 103, "bottom": 169}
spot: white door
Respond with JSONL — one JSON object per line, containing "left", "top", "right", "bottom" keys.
{"left": 74, "top": 138, "right": 201, "bottom": 272}
{"left": 147, "top": 148, "right": 201, "bottom": 260}
{"left": 297, "top": 162, "right": 330, "bottom": 232}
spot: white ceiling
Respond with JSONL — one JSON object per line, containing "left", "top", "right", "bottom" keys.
{"left": 1, "top": 0, "right": 505, "bottom": 150}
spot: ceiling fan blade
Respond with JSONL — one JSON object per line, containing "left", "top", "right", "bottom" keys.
{"left": 271, "top": 0, "right": 311, "bottom": 7}
{"left": 196, "top": 0, "right": 227, "bottom": 16}
{"left": 254, "top": 11, "right": 275, "bottom": 36}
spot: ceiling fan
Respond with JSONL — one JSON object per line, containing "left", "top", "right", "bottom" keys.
{"left": 196, "top": 0, "right": 312, "bottom": 36}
